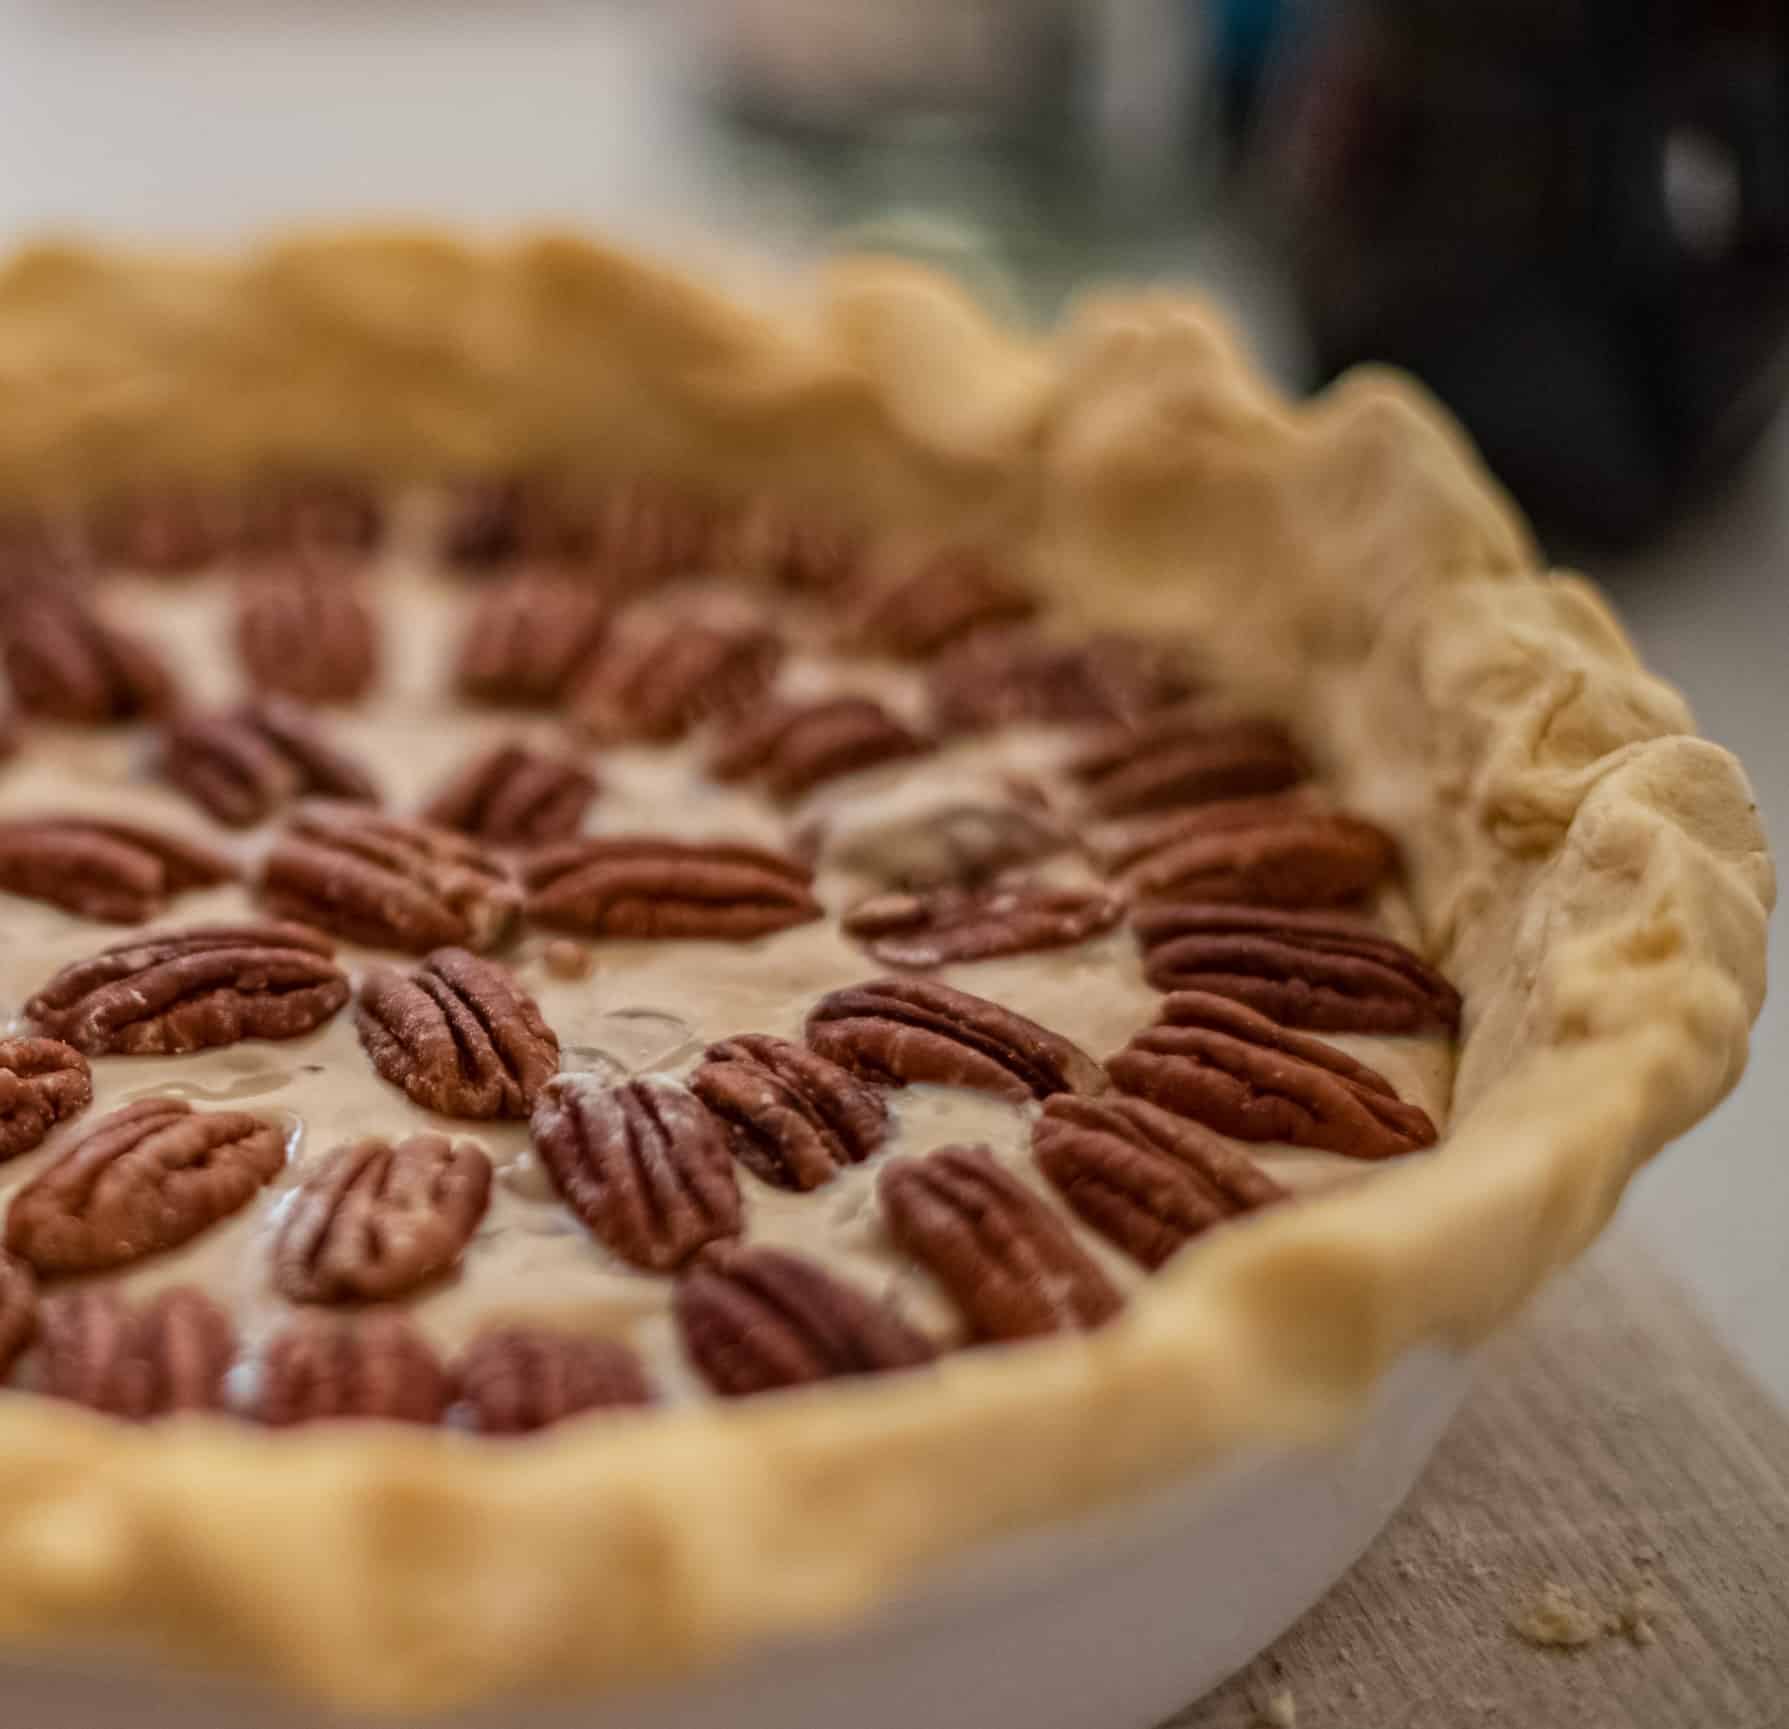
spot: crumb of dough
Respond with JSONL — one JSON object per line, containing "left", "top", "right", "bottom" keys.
{"left": 1510, "top": 1580, "right": 1605, "bottom": 1648}
{"left": 1618, "top": 1584, "right": 1664, "bottom": 1646}
{"left": 1252, "top": 1687, "right": 1297, "bottom": 1727}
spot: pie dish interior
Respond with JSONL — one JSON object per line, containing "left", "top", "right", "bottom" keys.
{"left": 0, "top": 231, "right": 1771, "bottom": 1714}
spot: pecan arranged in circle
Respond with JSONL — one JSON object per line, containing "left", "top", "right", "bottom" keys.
{"left": 163, "top": 699, "right": 379, "bottom": 829}
{"left": 842, "top": 882, "right": 1123, "bottom": 969}
{"left": 357, "top": 948, "right": 559, "bottom": 1118}
{"left": 87, "top": 486, "right": 227, "bottom": 573}
{"left": 273, "top": 1133, "right": 493, "bottom": 1303}
{"left": 1108, "top": 991, "right": 1439, "bottom": 1160}
{"left": 440, "top": 476, "right": 592, "bottom": 570}
{"left": 812, "top": 793, "right": 1065, "bottom": 890}
{"left": 806, "top": 977, "right": 1106, "bottom": 1104}
{"left": 530, "top": 1075, "right": 741, "bottom": 1271}
{"left": 0, "top": 815, "right": 233, "bottom": 921}
{"left": 2, "top": 594, "right": 176, "bottom": 724}
{"left": 260, "top": 802, "right": 521, "bottom": 952}
{"left": 523, "top": 835, "right": 821, "bottom": 941}
{"left": 257, "top": 1312, "right": 452, "bottom": 1427}
{"left": 1095, "top": 793, "right": 1398, "bottom": 907}
{"left": 930, "top": 629, "right": 1196, "bottom": 732}
{"left": 421, "top": 742, "right": 598, "bottom": 848}
{"left": 0, "top": 1251, "right": 37, "bottom": 1379}
{"left": 455, "top": 572, "right": 611, "bottom": 706}
{"left": 1132, "top": 903, "right": 1461, "bottom": 1034}
{"left": 707, "top": 694, "right": 930, "bottom": 802}
{"left": 677, "top": 1244, "right": 935, "bottom": 1397}
{"left": 1071, "top": 705, "right": 1308, "bottom": 819}
{"left": 38, "top": 1287, "right": 235, "bottom": 1419}
{"left": 5, "top": 1098, "right": 285, "bottom": 1274}
{"left": 0, "top": 1037, "right": 92, "bottom": 1163}
{"left": 26, "top": 921, "right": 350, "bottom": 1056}
{"left": 1033, "top": 1095, "right": 1285, "bottom": 1269}
{"left": 457, "top": 1327, "right": 651, "bottom": 1434}
{"left": 879, "top": 1145, "right": 1122, "bottom": 1340}
{"left": 688, "top": 1034, "right": 887, "bottom": 1190}
{"left": 234, "top": 568, "right": 379, "bottom": 704}
{"left": 835, "top": 547, "right": 1036, "bottom": 659}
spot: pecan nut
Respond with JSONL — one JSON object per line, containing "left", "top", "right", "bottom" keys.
{"left": 440, "top": 476, "right": 593, "bottom": 570}
{"left": 1071, "top": 705, "right": 1308, "bottom": 818}
{"left": 1131, "top": 903, "right": 1462, "bottom": 1034}
{"left": 87, "top": 486, "right": 227, "bottom": 573}
{"left": 5, "top": 1098, "right": 285, "bottom": 1273}
{"left": 930, "top": 629, "right": 1196, "bottom": 732}
{"left": 523, "top": 836, "right": 821, "bottom": 941}
{"left": 1107, "top": 991, "right": 1439, "bottom": 1160}
{"left": 0, "top": 816, "right": 234, "bottom": 921}
{"left": 806, "top": 977, "right": 1105, "bottom": 1104}
{"left": 1033, "top": 1094, "right": 1285, "bottom": 1268}
{"left": 677, "top": 1244, "right": 935, "bottom": 1396}
{"left": 163, "top": 699, "right": 380, "bottom": 829}
{"left": 273, "top": 1133, "right": 493, "bottom": 1303}
{"left": 591, "top": 478, "right": 723, "bottom": 590}
{"left": 0, "top": 1250, "right": 37, "bottom": 1378}
{"left": 27, "top": 921, "right": 350, "bottom": 1056}
{"left": 235, "top": 568, "right": 379, "bottom": 703}
{"left": 455, "top": 572, "right": 610, "bottom": 705}
{"left": 260, "top": 802, "right": 521, "bottom": 951}
{"left": 457, "top": 1327, "right": 651, "bottom": 1434}
{"left": 835, "top": 547, "right": 1036, "bottom": 659}
{"left": 0, "top": 1037, "right": 92, "bottom": 1163}
{"left": 688, "top": 1034, "right": 887, "bottom": 1190}
{"left": 878, "top": 1144, "right": 1122, "bottom": 1340}
{"left": 706, "top": 695, "right": 931, "bottom": 802}
{"left": 842, "top": 882, "right": 1123, "bottom": 968}
{"left": 256, "top": 1312, "right": 452, "bottom": 1426}
{"left": 3, "top": 594, "right": 177, "bottom": 723}
{"left": 724, "top": 500, "right": 861, "bottom": 593}
{"left": 421, "top": 742, "right": 598, "bottom": 847}
{"left": 357, "top": 948, "right": 559, "bottom": 1118}
{"left": 38, "top": 1287, "right": 236, "bottom": 1418}
{"left": 530, "top": 1075, "right": 741, "bottom": 1271}
{"left": 241, "top": 472, "right": 383, "bottom": 556}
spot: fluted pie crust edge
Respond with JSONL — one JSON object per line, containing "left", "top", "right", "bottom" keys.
{"left": 0, "top": 230, "right": 1771, "bottom": 1714}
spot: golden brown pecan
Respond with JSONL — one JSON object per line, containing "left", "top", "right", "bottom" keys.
{"left": 1108, "top": 991, "right": 1439, "bottom": 1160}
{"left": 87, "top": 486, "right": 228, "bottom": 573}
{"left": 420, "top": 742, "right": 598, "bottom": 847}
{"left": 257, "top": 1312, "right": 451, "bottom": 1427}
{"left": 273, "top": 1133, "right": 493, "bottom": 1303}
{"left": 805, "top": 977, "right": 1106, "bottom": 1104}
{"left": 5, "top": 1098, "right": 285, "bottom": 1274}
{"left": 454, "top": 572, "right": 611, "bottom": 706}
{"left": 835, "top": 547, "right": 1036, "bottom": 659}
{"left": 260, "top": 802, "right": 521, "bottom": 952}
{"left": 842, "top": 882, "right": 1123, "bottom": 968}
{"left": 357, "top": 948, "right": 559, "bottom": 1118}
{"left": 523, "top": 835, "right": 821, "bottom": 941}
{"left": 1097, "top": 793, "right": 1399, "bottom": 907}
{"left": 3, "top": 594, "right": 176, "bottom": 724}
{"left": 811, "top": 794, "right": 1066, "bottom": 889}
{"left": 457, "top": 1327, "right": 651, "bottom": 1434}
{"left": 1071, "top": 703, "right": 1309, "bottom": 819}
{"left": 706, "top": 694, "right": 930, "bottom": 802}
{"left": 0, "top": 1037, "right": 92, "bottom": 1163}
{"left": 38, "top": 1287, "right": 236, "bottom": 1419}
{"left": 930, "top": 629, "right": 1197, "bottom": 732}
{"left": 440, "top": 477, "right": 591, "bottom": 570}
{"left": 879, "top": 1145, "right": 1122, "bottom": 1340}
{"left": 530, "top": 1075, "right": 741, "bottom": 1271}
{"left": 234, "top": 567, "right": 379, "bottom": 704}
{"left": 162, "top": 700, "right": 380, "bottom": 829}
{"left": 0, "top": 1250, "right": 37, "bottom": 1378}
{"left": 240, "top": 472, "right": 383, "bottom": 556}
{"left": 677, "top": 1244, "right": 934, "bottom": 1396}
{"left": 1033, "top": 1094, "right": 1285, "bottom": 1269}
{"left": 688, "top": 1034, "right": 887, "bottom": 1191}
{"left": 1131, "top": 903, "right": 1462, "bottom": 1034}
{"left": 0, "top": 815, "right": 234, "bottom": 921}
{"left": 26, "top": 921, "right": 350, "bottom": 1056}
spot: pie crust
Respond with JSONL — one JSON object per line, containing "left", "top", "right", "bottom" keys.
{"left": 0, "top": 230, "right": 1771, "bottom": 1713}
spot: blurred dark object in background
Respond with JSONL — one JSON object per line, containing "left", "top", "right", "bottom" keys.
{"left": 1271, "top": 0, "right": 1789, "bottom": 549}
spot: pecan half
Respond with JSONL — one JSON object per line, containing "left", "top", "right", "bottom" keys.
{"left": 27, "top": 921, "right": 350, "bottom": 1056}
{"left": 0, "top": 1037, "right": 92, "bottom": 1163}
{"left": 835, "top": 548, "right": 1036, "bottom": 659}
{"left": 1071, "top": 705, "right": 1308, "bottom": 819}
{"left": 523, "top": 836, "right": 821, "bottom": 941}
{"left": 441, "top": 477, "right": 593, "bottom": 570}
{"left": 163, "top": 699, "right": 380, "bottom": 830}
{"left": 530, "top": 1075, "right": 741, "bottom": 1271}
{"left": 235, "top": 569, "right": 379, "bottom": 704}
{"left": 879, "top": 1145, "right": 1122, "bottom": 1339}
{"left": 930, "top": 629, "right": 1196, "bottom": 732}
{"left": 87, "top": 487, "right": 226, "bottom": 573}
{"left": 0, "top": 1250, "right": 36, "bottom": 1378}
{"left": 1108, "top": 991, "right": 1439, "bottom": 1160}
{"left": 706, "top": 695, "right": 930, "bottom": 802}
{"left": 0, "top": 816, "right": 234, "bottom": 921}
{"left": 688, "top": 1034, "right": 887, "bottom": 1190}
{"left": 241, "top": 473, "right": 383, "bottom": 556}
{"left": 257, "top": 1312, "right": 452, "bottom": 1426}
{"left": 725, "top": 500, "right": 861, "bottom": 593}
{"left": 357, "top": 948, "right": 559, "bottom": 1118}
{"left": 5, "top": 1098, "right": 285, "bottom": 1274}
{"left": 421, "top": 742, "right": 597, "bottom": 847}
{"left": 1034, "top": 1094, "right": 1285, "bottom": 1268}
{"left": 38, "top": 1287, "right": 236, "bottom": 1418}
{"left": 591, "top": 478, "right": 724, "bottom": 590}
{"left": 260, "top": 802, "right": 521, "bottom": 951}
{"left": 1097, "top": 793, "right": 1399, "bottom": 907}
{"left": 3, "top": 595, "right": 176, "bottom": 724}
{"left": 806, "top": 977, "right": 1105, "bottom": 1103}
{"left": 455, "top": 572, "right": 611, "bottom": 706}
{"left": 457, "top": 1327, "right": 651, "bottom": 1434}
{"left": 842, "top": 883, "right": 1123, "bottom": 968}
{"left": 677, "top": 1244, "right": 934, "bottom": 1396}
{"left": 273, "top": 1133, "right": 493, "bottom": 1303}
{"left": 1132, "top": 903, "right": 1461, "bottom": 1034}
